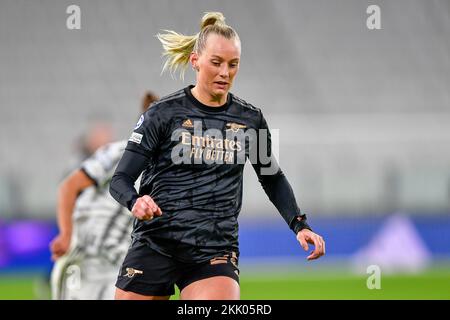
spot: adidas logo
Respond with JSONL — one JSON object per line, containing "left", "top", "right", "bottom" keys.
{"left": 182, "top": 119, "right": 194, "bottom": 128}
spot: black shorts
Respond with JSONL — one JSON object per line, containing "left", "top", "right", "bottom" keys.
{"left": 115, "top": 240, "right": 240, "bottom": 296}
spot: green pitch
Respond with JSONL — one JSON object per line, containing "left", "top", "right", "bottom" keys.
{"left": 1, "top": 267, "right": 449, "bottom": 300}
{"left": 239, "top": 270, "right": 450, "bottom": 300}
{"left": 0, "top": 276, "right": 38, "bottom": 300}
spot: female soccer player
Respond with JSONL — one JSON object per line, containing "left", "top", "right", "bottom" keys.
{"left": 110, "top": 12, "right": 325, "bottom": 300}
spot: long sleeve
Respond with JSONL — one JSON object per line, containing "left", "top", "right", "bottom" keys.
{"left": 109, "top": 146, "right": 150, "bottom": 211}
{"left": 110, "top": 105, "right": 167, "bottom": 211}
{"left": 251, "top": 112, "right": 311, "bottom": 234}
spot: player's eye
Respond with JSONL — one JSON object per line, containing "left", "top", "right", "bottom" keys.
{"left": 211, "top": 61, "right": 220, "bottom": 66}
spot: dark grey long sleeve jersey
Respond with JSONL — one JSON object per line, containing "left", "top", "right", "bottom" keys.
{"left": 110, "top": 86, "right": 310, "bottom": 263}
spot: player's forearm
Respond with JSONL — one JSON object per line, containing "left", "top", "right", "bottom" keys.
{"left": 109, "top": 148, "right": 149, "bottom": 210}
{"left": 110, "top": 172, "right": 140, "bottom": 210}
{"left": 56, "top": 170, "right": 96, "bottom": 237}
{"left": 258, "top": 170, "right": 311, "bottom": 233}
{"left": 56, "top": 181, "right": 77, "bottom": 238}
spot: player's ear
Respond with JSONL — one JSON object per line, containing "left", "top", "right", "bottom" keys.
{"left": 190, "top": 52, "right": 199, "bottom": 71}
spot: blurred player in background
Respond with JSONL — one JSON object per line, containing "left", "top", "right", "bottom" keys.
{"left": 49, "top": 91, "right": 158, "bottom": 300}
{"left": 62, "top": 121, "right": 115, "bottom": 177}
{"left": 79, "top": 122, "right": 115, "bottom": 161}
{"left": 110, "top": 12, "right": 325, "bottom": 300}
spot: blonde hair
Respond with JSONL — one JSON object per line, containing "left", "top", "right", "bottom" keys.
{"left": 157, "top": 12, "right": 240, "bottom": 79}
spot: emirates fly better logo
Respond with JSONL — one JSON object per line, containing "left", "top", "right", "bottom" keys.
{"left": 171, "top": 120, "right": 279, "bottom": 175}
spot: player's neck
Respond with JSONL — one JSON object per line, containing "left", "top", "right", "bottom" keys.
{"left": 191, "top": 86, "right": 227, "bottom": 107}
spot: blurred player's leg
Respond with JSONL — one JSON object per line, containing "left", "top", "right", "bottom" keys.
{"left": 50, "top": 248, "right": 83, "bottom": 300}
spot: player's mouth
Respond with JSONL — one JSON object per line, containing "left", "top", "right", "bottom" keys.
{"left": 214, "top": 81, "right": 229, "bottom": 89}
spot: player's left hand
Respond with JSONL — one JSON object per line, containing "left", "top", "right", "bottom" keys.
{"left": 296, "top": 229, "right": 325, "bottom": 261}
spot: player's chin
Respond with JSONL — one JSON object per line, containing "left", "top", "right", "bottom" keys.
{"left": 212, "top": 84, "right": 229, "bottom": 95}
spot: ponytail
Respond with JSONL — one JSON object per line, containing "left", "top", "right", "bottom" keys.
{"left": 157, "top": 12, "right": 239, "bottom": 79}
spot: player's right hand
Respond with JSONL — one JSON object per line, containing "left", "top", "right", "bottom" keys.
{"left": 50, "top": 234, "right": 71, "bottom": 261}
{"left": 131, "top": 195, "right": 162, "bottom": 221}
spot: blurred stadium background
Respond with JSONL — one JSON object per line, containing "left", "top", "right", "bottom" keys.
{"left": 0, "top": 0, "right": 449, "bottom": 299}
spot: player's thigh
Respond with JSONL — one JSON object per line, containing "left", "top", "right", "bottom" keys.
{"left": 116, "top": 240, "right": 178, "bottom": 297}
{"left": 180, "top": 276, "right": 240, "bottom": 300}
{"left": 115, "top": 287, "right": 170, "bottom": 300}
{"left": 178, "top": 257, "right": 240, "bottom": 300}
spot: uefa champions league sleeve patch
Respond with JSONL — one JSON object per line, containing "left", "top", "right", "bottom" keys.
{"left": 129, "top": 132, "right": 143, "bottom": 144}
{"left": 134, "top": 114, "right": 144, "bottom": 130}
